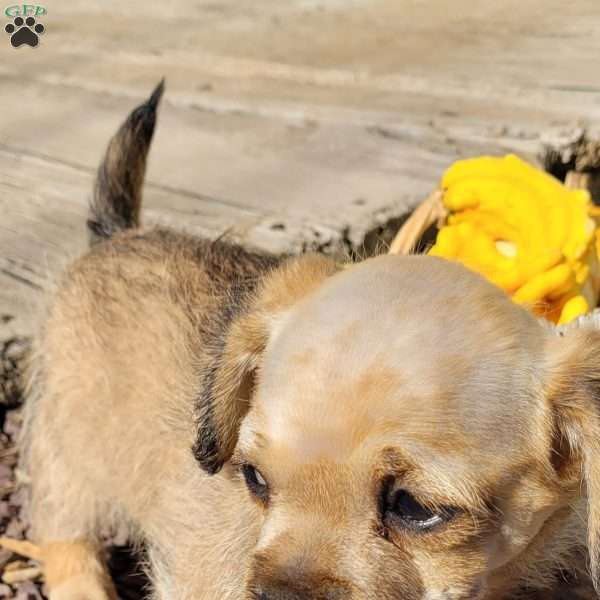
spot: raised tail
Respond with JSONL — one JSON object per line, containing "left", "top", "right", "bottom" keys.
{"left": 87, "top": 79, "right": 165, "bottom": 245}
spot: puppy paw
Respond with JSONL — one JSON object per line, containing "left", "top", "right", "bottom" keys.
{"left": 41, "top": 541, "right": 117, "bottom": 600}
{"left": 49, "top": 574, "right": 117, "bottom": 600}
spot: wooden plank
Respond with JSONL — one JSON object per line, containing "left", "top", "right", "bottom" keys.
{"left": 0, "top": 0, "right": 599, "bottom": 337}
{"left": 0, "top": 147, "right": 263, "bottom": 337}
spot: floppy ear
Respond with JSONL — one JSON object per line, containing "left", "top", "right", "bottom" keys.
{"left": 547, "top": 329, "right": 600, "bottom": 593}
{"left": 192, "top": 254, "right": 339, "bottom": 475}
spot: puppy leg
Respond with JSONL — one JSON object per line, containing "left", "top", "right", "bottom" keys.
{"left": 21, "top": 399, "right": 119, "bottom": 600}
{"left": 25, "top": 473, "right": 118, "bottom": 600}
{"left": 135, "top": 460, "right": 259, "bottom": 600}
{"left": 43, "top": 541, "right": 117, "bottom": 600}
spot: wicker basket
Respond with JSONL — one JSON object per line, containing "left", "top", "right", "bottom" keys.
{"left": 387, "top": 171, "right": 600, "bottom": 328}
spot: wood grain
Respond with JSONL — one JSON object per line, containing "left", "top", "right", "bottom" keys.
{"left": 0, "top": 0, "right": 599, "bottom": 336}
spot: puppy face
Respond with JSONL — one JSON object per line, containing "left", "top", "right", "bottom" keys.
{"left": 197, "top": 255, "right": 600, "bottom": 599}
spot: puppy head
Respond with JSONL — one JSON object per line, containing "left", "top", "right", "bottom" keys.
{"left": 195, "top": 254, "right": 600, "bottom": 599}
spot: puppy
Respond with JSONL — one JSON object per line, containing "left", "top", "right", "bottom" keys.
{"left": 21, "top": 82, "right": 600, "bottom": 600}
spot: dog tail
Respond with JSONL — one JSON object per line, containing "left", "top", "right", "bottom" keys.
{"left": 87, "top": 79, "right": 165, "bottom": 245}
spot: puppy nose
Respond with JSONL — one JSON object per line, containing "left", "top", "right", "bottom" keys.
{"left": 255, "top": 582, "right": 346, "bottom": 600}
{"left": 256, "top": 589, "right": 302, "bottom": 600}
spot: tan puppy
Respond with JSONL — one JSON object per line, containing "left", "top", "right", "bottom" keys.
{"left": 21, "top": 83, "right": 600, "bottom": 600}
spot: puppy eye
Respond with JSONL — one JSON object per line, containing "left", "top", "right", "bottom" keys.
{"left": 242, "top": 464, "right": 269, "bottom": 501}
{"left": 383, "top": 487, "right": 453, "bottom": 533}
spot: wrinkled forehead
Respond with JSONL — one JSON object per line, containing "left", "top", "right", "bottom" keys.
{"left": 249, "top": 256, "right": 548, "bottom": 475}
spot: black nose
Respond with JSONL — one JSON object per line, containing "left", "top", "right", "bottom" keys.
{"left": 257, "top": 591, "right": 301, "bottom": 600}
{"left": 255, "top": 583, "right": 347, "bottom": 600}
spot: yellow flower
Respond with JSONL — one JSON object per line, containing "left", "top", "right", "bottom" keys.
{"left": 428, "top": 155, "right": 599, "bottom": 323}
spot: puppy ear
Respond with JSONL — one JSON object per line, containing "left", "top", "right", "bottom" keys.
{"left": 192, "top": 255, "right": 339, "bottom": 475}
{"left": 547, "top": 329, "right": 600, "bottom": 592}
{"left": 193, "top": 310, "right": 267, "bottom": 475}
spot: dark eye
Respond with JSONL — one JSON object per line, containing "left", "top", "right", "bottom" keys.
{"left": 382, "top": 483, "right": 454, "bottom": 533}
{"left": 242, "top": 464, "right": 269, "bottom": 502}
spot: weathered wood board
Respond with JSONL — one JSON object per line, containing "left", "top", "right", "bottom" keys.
{"left": 1, "top": 0, "right": 600, "bottom": 336}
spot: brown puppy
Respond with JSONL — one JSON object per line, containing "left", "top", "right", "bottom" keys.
{"left": 21, "top": 84, "right": 600, "bottom": 600}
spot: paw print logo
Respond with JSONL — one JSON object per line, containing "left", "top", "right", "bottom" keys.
{"left": 5, "top": 16, "right": 44, "bottom": 48}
